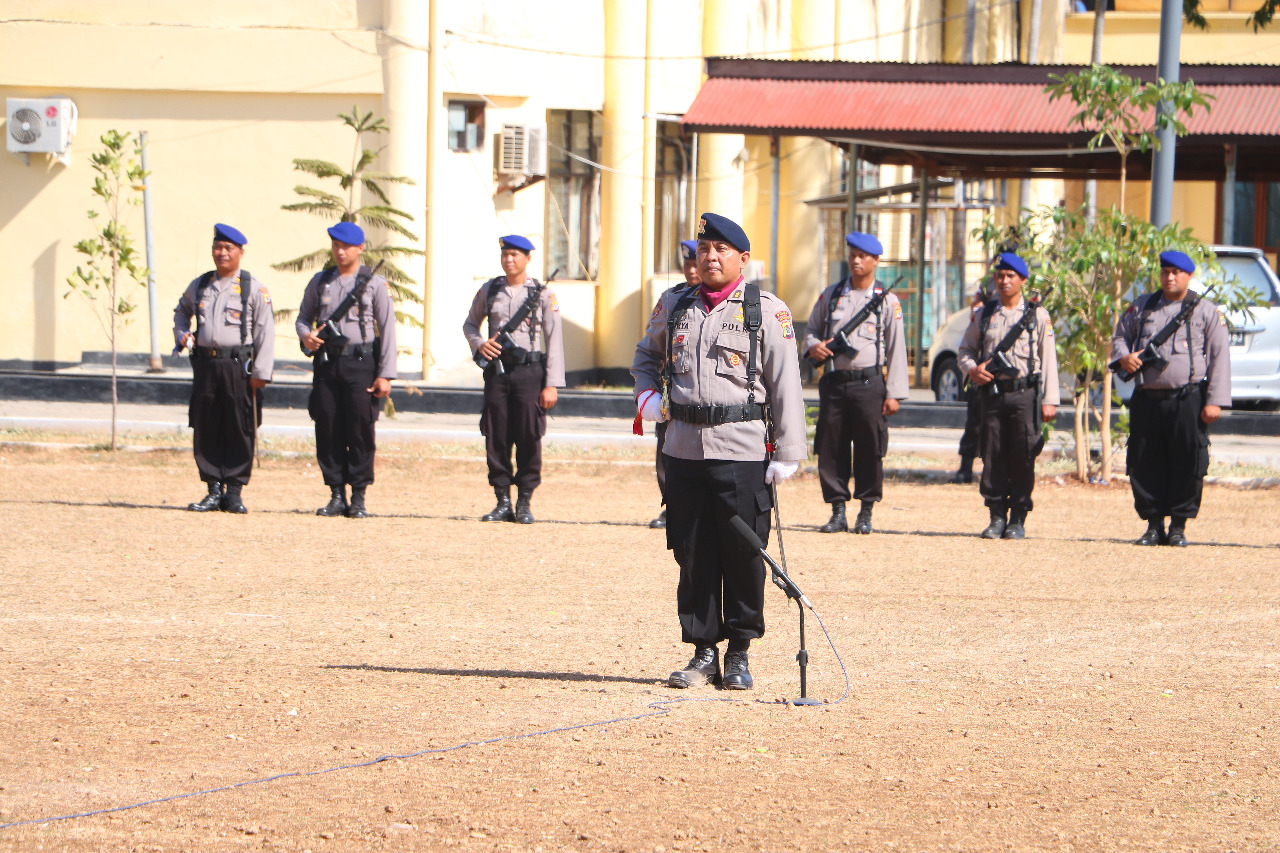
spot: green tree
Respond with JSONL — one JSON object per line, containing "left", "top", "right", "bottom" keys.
{"left": 272, "top": 107, "right": 423, "bottom": 330}
{"left": 1044, "top": 65, "right": 1212, "bottom": 481}
{"left": 65, "top": 130, "right": 148, "bottom": 451}
{"left": 1184, "top": 0, "right": 1278, "bottom": 31}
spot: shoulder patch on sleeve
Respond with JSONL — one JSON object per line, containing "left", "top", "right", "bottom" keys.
{"left": 651, "top": 300, "right": 663, "bottom": 320}
{"left": 549, "top": 293, "right": 560, "bottom": 312}
{"left": 260, "top": 286, "right": 271, "bottom": 305}
{"left": 775, "top": 309, "right": 795, "bottom": 340}
{"left": 894, "top": 302, "right": 902, "bottom": 321}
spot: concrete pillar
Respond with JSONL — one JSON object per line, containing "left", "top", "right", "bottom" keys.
{"left": 695, "top": 0, "right": 749, "bottom": 221}
{"left": 778, "top": 0, "right": 836, "bottom": 310}
{"left": 381, "top": 0, "right": 430, "bottom": 377}
{"left": 596, "top": 0, "right": 646, "bottom": 372}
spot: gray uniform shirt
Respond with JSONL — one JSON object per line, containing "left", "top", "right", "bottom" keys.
{"left": 1110, "top": 292, "right": 1231, "bottom": 407}
{"left": 631, "top": 281, "right": 807, "bottom": 463}
{"left": 462, "top": 278, "right": 566, "bottom": 387}
{"left": 173, "top": 270, "right": 275, "bottom": 383}
{"left": 295, "top": 268, "right": 397, "bottom": 380}
{"left": 801, "top": 280, "right": 910, "bottom": 399}
{"left": 957, "top": 299, "right": 1061, "bottom": 406}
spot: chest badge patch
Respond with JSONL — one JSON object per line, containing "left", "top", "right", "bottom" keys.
{"left": 734, "top": 307, "right": 744, "bottom": 323}
{"left": 776, "top": 310, "right": 795, "bottom": 340}
{"left": 728, "top": 352, "right": 741, "bottom": 367}
{"left": 676, "top": 334, "right": 686, "bottom": 345}
{"left": 231, "top": 285, "right": 241, "bottom": 295}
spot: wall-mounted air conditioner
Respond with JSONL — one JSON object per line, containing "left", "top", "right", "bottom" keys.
{"left": 497, "top": 123, "right": 547, "bottom": 178}
{"left": 7, "top": 98, "right": 78, "bottom": 159}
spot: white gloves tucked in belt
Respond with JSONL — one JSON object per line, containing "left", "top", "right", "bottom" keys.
{"left": 637, "top": 389, "right": 665, "bottom": 422}
{"left": 765, "top": 460, "right": 799, "bottom": 484}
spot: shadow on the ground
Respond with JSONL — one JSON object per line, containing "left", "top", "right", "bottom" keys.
{"left": 325, "top": 662, "right": 659, "bottom": 686}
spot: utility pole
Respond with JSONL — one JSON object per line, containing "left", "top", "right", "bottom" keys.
{"left": 1149, "top": 0, "right": 1182, "bottom": 227}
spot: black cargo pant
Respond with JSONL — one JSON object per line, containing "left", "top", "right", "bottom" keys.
{"left": 815, "top": 371, "right": 888, "bottom": 503}
{"left": 1127, "top": 385, "right": 1210, "bottom": 520}
{"left": 654, "top": 420, "right": 668, "bottom": 500}
{"left": 189, "top": 355, "right": 257, "bottom": 486}
{"left": 481, "top": 361, "right": 547, "bottom": 493}
{"left": 978, "top": 386, "right": 1042, "bottom": 513}
{"left": 664, "top": 456, "right": 770, "bottom": 646}
{"left": 310, "top": 352, "right": 379, "bottom": 488}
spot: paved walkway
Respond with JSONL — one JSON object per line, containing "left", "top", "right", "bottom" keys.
{"left": 3, "top": 398, "right": 1280, "bottom": 471}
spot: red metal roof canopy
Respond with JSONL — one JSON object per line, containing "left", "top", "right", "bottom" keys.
{"left": 681, "top": 59, "right": 1280, "bottom": 180}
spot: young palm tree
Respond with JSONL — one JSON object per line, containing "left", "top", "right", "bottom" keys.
{"left": 272, "top": 107, "right": 424, "bottom": 329}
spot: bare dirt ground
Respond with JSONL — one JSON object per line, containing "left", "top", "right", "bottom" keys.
{"left": 1, "top": 442, "right": 1277, "bottom": 852}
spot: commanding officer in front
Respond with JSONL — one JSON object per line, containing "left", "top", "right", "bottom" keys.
{"left": 802, "top": 232, "right": 908, "bottom": 534}
{"left": 957, "top": 253, "right": 1059, "bottom": 540}
{"left": 173, "top": 223, "right": 275, "bottom": 513}
{"left": 1110, "top": 250, "right": 1230, "bottom": 547}
{"left": 632, "top": 213, "right": 807, "bottom": 691}
{"left": 296, "top": 221, "right": 396, "bottom": 519}
{"left": 464, "top": 235, "right": 565, "bottom": 525}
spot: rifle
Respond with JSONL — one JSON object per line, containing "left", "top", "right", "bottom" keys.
{"left": 806, "top": 276, "right": 903, "bottom": 368}
{"left": 1114, "top": 293, "right": 1200, "bottom": 386}
{"left": 474, "top": 268, "right": 559, "bottom": 374}
{"left": 301, "top": 260, "right": 385, "bottom": 362}
{"left": 985, "top": 294, "right": 1041, "bottom": 383}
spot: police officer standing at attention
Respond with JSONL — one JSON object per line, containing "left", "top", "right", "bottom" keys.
{"left": 649, "top": 239, "right": 702, "bottom": 530}
{"left": 1110, "top": 250, "right": 1230, "bottom": 547}
{"left": 174, "top": 223, "right": 275, "bottom": 513}
{"left": 632, "top": 213, "right": 807, "bottom": 691}
{"left": 464, "top": 235, "right": 565, "bottom": 525}
{"left": 957, "top": 253, "right": 1059, "bottom": 540}
{"left": 802, "top": 232, "right": 908, "bottom": 534}
{"left": 296, "top": 221, "right": 396, "bottom": 519}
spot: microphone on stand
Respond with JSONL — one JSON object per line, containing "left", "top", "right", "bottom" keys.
{"left": 729, "top": 515, "right": 812, "bottom": 610}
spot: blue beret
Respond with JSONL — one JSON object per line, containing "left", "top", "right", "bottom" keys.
{"left": 213, "top": 223, "right": 246, "bottom": 247}
{"left": 499, "top": 234, "right": 535, "bottom": 253}
{"left": 679, "top": 239, "right": 697, "bottom": 262}
{"left": 1159, "top": 250, "right": 1195, "bottom": 273}
{"left": 995, "top": 252, "right": 1029, "bottom": 279}
{"left": 844, "top": 232, "right": 882, "bottom": 256}
{"left": 696, "top": 212, "right": 750, "bottom": 252}
{"left": 327, "top": 221, "right": 365, "bottom": 245}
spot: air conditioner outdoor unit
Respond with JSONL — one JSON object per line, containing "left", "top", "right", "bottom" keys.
{"left": 6, "top": 97, "right": 78, "bottom": 156}
{"left": 497, "top": 123, "right": 547, "bottom": 178}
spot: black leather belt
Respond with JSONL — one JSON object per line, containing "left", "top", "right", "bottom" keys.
{"left": 824, "top": 367, "right": 881, "bottom": 383}
{"left": 323, "top": 343, "right": 374, "bottom": 359}
{"left": 516, "top": 351, "right": 546, "bottom": 365}
{"left": 1137, "top": 384, "right": 1195, "bottom": 400}
{"left": 990, "top": 375, "right": 1038, "bottom": 393}
{"left": 194, "top": 345, "right": 253, "bottom": 360}
{"left": 669, "top": 402, "right": 767, "bottom": 425}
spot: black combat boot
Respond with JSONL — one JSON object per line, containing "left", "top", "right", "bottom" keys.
{"left": 346, "top": 486, "right": 368, "bottom": 519}
{"left": 818, "top": 501, "right": 847, "bottom": 533}
{"left": 188, "top": 481, "right": 224, "bottom": 512}
{"left": 649, "top": 508, "right": 667, "bottom": 529}
{"left": 1003, "top": 508, "right": 1027, "bottom": 539}
{"left": 316, "top": 484, "right": 347, "bottom": 517}
{"left": 668, "top": 644, "right": 719, "bottom": 688}
{"left": 1136, "top": 517, "right": 1167, "bottom": 546}
{"left": 948, "top": 454, "right": 976, "bottom": 484}
{"left": 481, "top": 489, "right": 513, "bottom": 522}
{"left": 221, "top": 481, "right": 248, "bottom": 514}
{"left": 513, "top": 490, "right": 535, "bottom": 524}
{"left": 851, "top": 500, "right": 874, "bottom": 534}
{"left": 980, "top": 505, "right": 1007, "bottom": 539}
{"left": 722, "top": 641, "right": 753, "bottom": 691}
{"left": 1166, "top": 517, "right": 1189, "bottom": 547}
